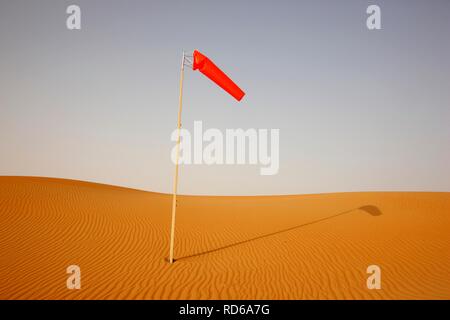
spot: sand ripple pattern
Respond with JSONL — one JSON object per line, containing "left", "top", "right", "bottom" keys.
{"left": 0, "top": 177, "right": 449, "bottom": 299}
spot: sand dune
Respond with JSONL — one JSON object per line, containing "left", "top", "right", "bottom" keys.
{"left": 0, "top": 176, "right": 449, "bottom": 299}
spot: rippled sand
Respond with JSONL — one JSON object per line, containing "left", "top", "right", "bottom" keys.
{"left": 1, "top": 176, "right": 449, "bottom": 299}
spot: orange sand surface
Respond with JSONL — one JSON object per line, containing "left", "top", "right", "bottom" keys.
{"left": 0, "top": 176, "right": 449, "bottom": 299}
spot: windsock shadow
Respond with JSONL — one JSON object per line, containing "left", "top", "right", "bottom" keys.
{"left": 359, "top": 205, "right": 382, "bottom": 216}
{"left": 174, "top": 205, "right": 382, "bottom": 262}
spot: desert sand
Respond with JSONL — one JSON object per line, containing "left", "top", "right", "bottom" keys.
{"left": 0, "top": 176, "right": 449, "bottom": 299}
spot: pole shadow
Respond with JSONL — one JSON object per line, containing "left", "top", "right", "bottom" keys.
{"left": 173, "top": 205, "right": 382, "bottom": 262}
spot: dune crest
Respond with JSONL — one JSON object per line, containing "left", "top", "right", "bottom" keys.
{"left": 0, "top": 176, "right": 449, "bottom": 299}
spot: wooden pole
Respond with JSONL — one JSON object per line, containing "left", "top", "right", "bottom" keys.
{"left": 169, "top": 51, "right": 185, "bottom": 264}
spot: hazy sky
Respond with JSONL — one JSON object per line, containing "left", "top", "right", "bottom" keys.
{"left": 1, "top": 0, "right": 449, "bottom": 195}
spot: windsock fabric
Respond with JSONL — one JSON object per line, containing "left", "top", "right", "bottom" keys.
{"left": 193, "top": 50, "right": 245, "bottom": 101}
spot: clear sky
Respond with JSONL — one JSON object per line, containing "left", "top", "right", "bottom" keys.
{"left": 1, "top": 0, "right": 449, "bottom": 195}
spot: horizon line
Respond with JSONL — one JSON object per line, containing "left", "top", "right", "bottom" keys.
{"left": 1, "top": 175, "right": 449, "bottom": 197}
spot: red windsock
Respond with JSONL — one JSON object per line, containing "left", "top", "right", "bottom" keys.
{"left": 193, "top": 50, "right": 245, "bottom": 101}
